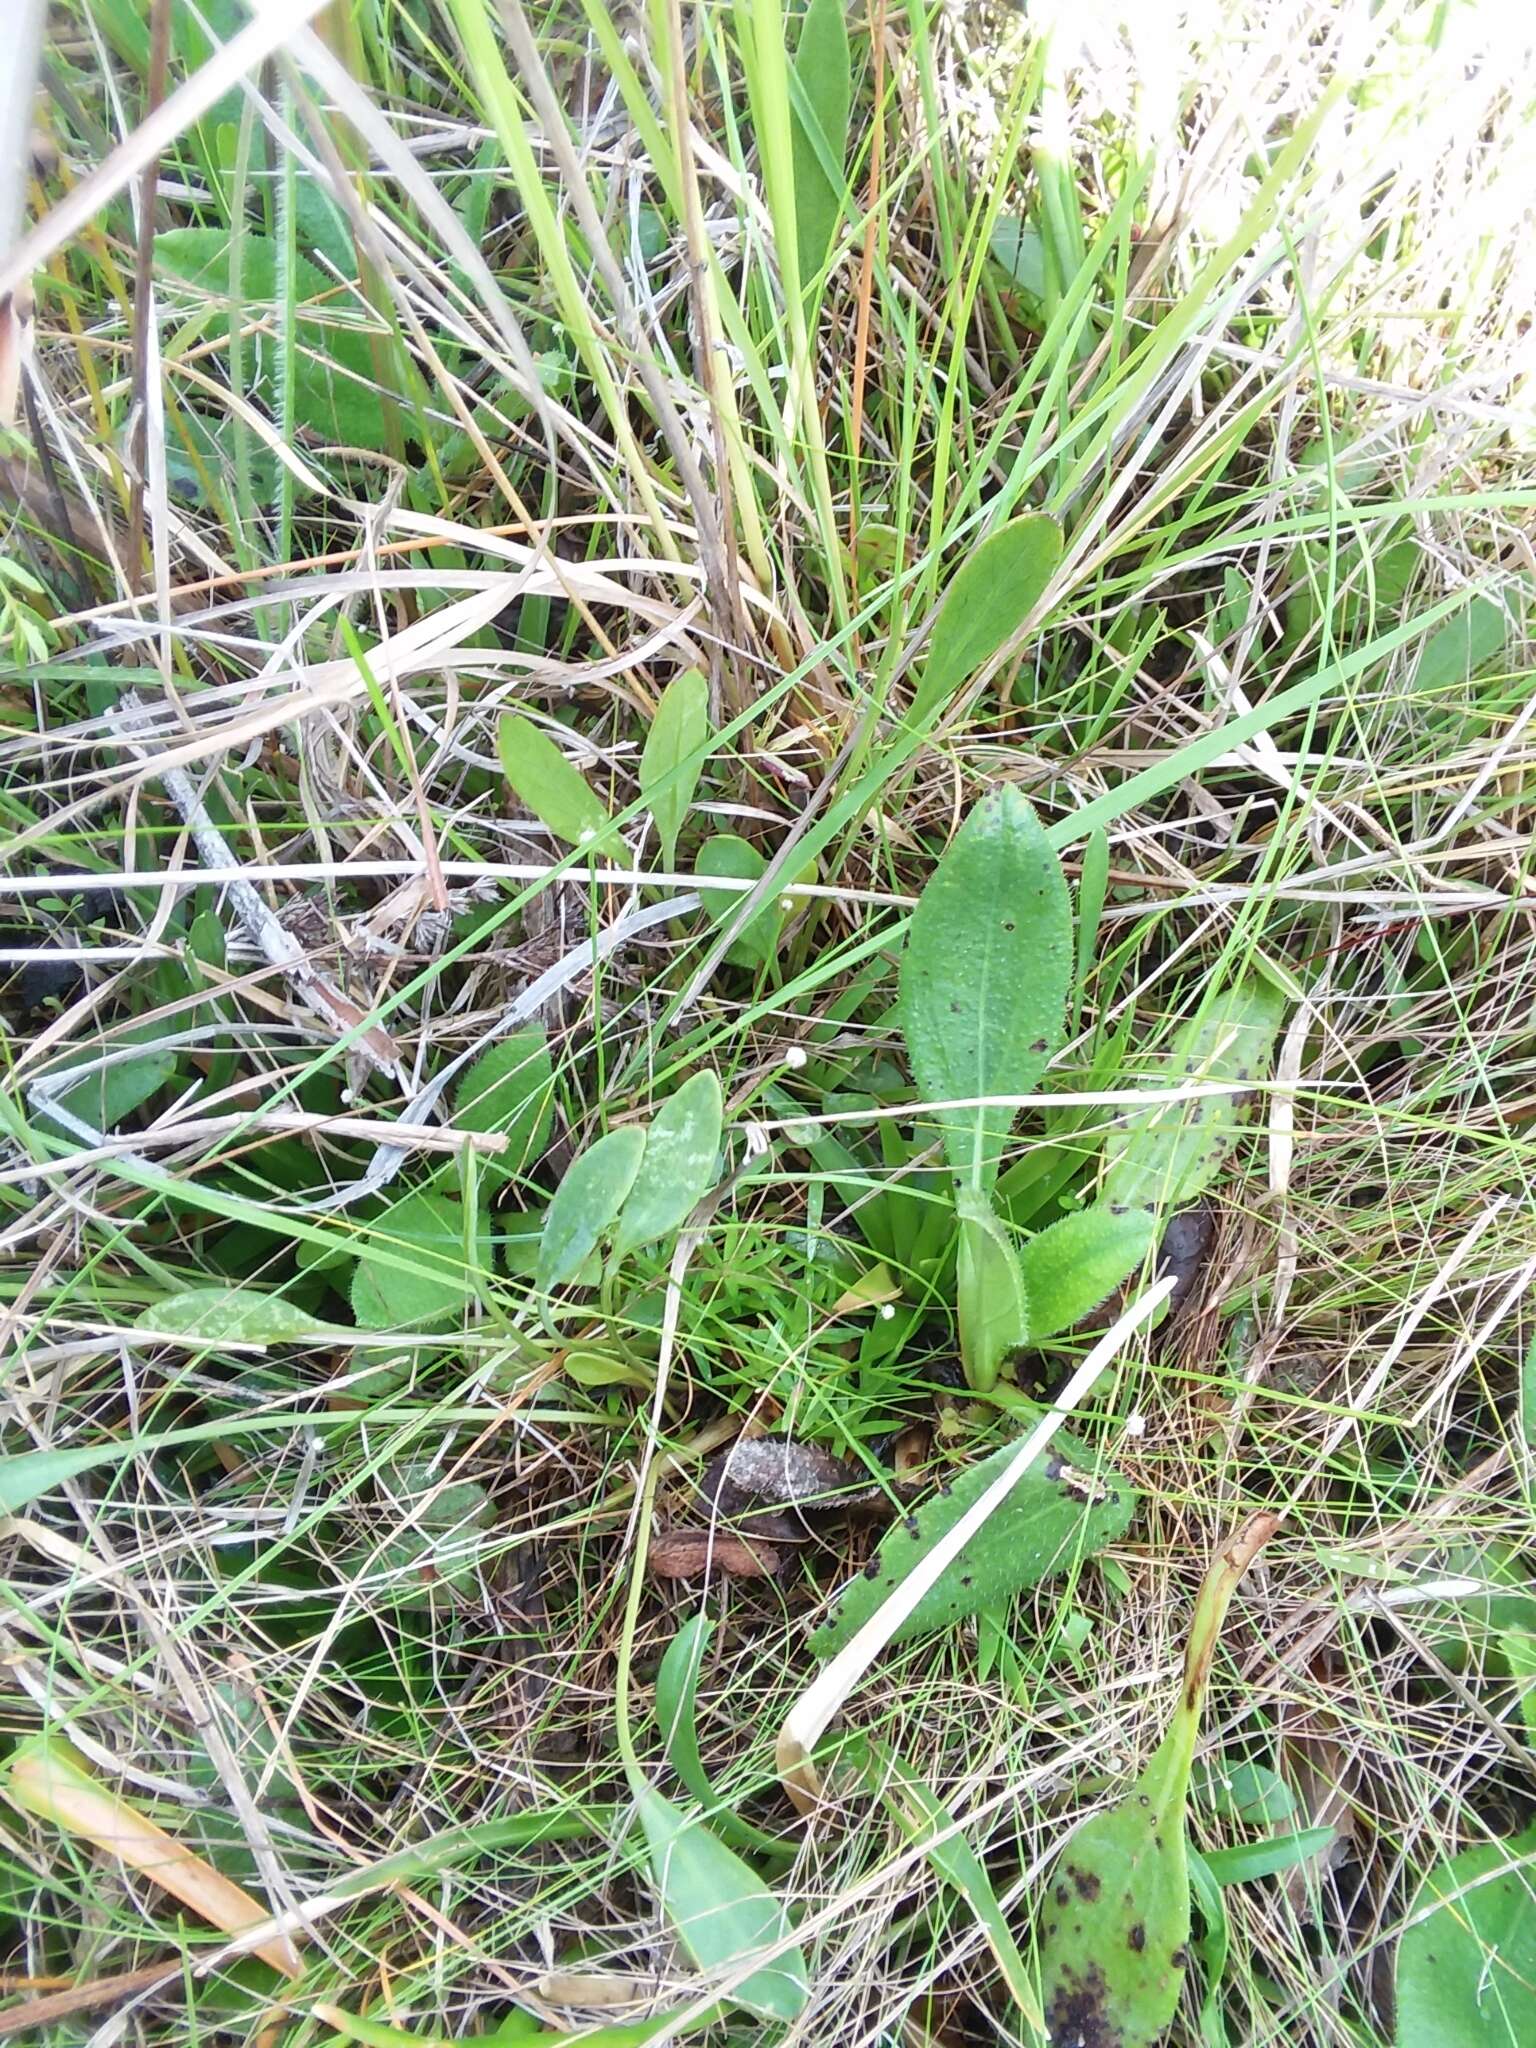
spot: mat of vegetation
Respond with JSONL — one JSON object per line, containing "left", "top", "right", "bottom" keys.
{"left": 1, "top": 2, "right": 1535, "bottom": 2044}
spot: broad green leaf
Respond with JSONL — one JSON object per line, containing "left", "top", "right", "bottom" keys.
{"left": 866, "top": 1740, "right": 1044, "bottom": 2031}
{"left": 988, "top": 218, "right": 1048, "bottom": 301}
{"left": 156, "top": 227, "right": 390, "bottom": 449}
{"left": 1100, "top": 979, "right": 1286, "bottom": 1213}
{"left": 454, "top": 1027, "right": 556, "bottom": 1183}
{"left": 1039, "top": 1514, "right": 1275, "bottom": 2048}
{"left": 955, "top": 1193, "right": 1029, "bottom": 1392}
{"left": 375, "top": 1460, "right": 495, "bottom": 1596}
{"left": 1504, "top": 1629, "right": 1536, "bottom": 1749}
{"left": 641, "top": 668, "right": 710, "bottom": 869}
{"left": 498, "top": 713, "right": 616, "bottom": 849}
{"left": 1192, "top": 1760, "right": 1296, "bottom": 1826}
{"left": 632, "top": 1783, "right": 808, "bottom": 2020}
{"left": 137, "top": 1288, "right": 340, "bottom": 1345}
{"left": 899, "top": 787, "right": 1072, "bottom": 1193}
{"left": 612, "top": 1071, "right": 723, "bottom": 1261}
{"left": 1411, "top": 593, "right": 1512, "bottom": 695}
{"left": 1020, "top": 1206, "right": 1156, "bottom": 1342}
{"left": 1396, "top": 1822, "right": 1536, "bottom": 2047}
{"left": 788, "top": 0, "right": 851, "bottom": 292}
{"left": 913, "top": 514, "right": 1063, "bottom": 718}
{"left": 351, "top": 1189, "right": 477, "bottom": 1331}
{"left": 812, "top": 1426, "right": 1134, "bottom": 1656}
{"left": 696, "top": 835, "right": 815, "bottom": 970}
{"left": 44, "top": 1040, "right": 176, "bottom": 1134}
{"left": 655, "top": 1618, "right": 786, "bottom": 1859}
{"left": 537, "top": 1126, "right": 647, "bottom": 1293}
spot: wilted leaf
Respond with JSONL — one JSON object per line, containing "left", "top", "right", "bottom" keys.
{"left": 649, "top": 1530, "right": 782, "bottom": 1580}
{"left": 612, "top": 1071, "right": 723, "bottom": 1262}
{"left": 811, "top": 1428, "right": 1135, "bottom": 1656}
{"left": 632, "top": 1782, "right": 808, "bottom": 2019}
{"left": 912, "top": 514, "right": 1063, "bottom": 718}
{"left": 899, "top": 787, "right": 1072, "bottom": 1194}
{"left": 498, "top": 712, "right": 616, "bottom": 848}
{"left": 537, "top": 1125, "right": 647, "bottom": 1293}
{"left": 641, "top": 668, "right": 710, "bottom": 869}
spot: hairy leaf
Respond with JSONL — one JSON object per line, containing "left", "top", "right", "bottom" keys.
{"left": 454, "top": 1027, "right": 555, "bottom": 1183}
{"left": 498, "top": 713, "right": 615, "bottom": 848}
{"left": 1100, "top": 980, "right": 1285, "bottom": 1213}
{"left": 138, "top": 1288, "right": 340, "bottom": 1346}
{"left": 351, "top": 1189, "right": 477, "bottom": 1331}
{"left": 1396, "top": 1823, "right": 1536, "bottom": 2047}
{"left": 913, "top": 514, "right": 1063, "bottom": 718}
{"left": 812, "top": 1429, "right": 1134, "bottom": 1656}
{"left": 632, "top": 1783, "right": 808, "bottom": 2019}
{"left": 1020, "top": 1206, "right": 1157, "bottom": 1342}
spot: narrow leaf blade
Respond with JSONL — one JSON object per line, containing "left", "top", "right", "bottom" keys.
{"left": 914, "top": 513, "right": 1063, "bottom": 717}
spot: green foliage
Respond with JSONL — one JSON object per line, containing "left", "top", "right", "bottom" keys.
{"left": 1037, "top": 1518, "right": 1273, "bottom": 2048}
{"left": 43, "top": 1040, "right": 176, "bottom": 1135}
{"left": 640, "top": 668, "right": 711, "bottom": 868}
{"left": 811, "top": 1428, "right": 1135, "bottom": 1656}
{"left": 373, "top": 1461, "right": 496, "bottom": 1598}
{"left": 351, "top": 1189, "right": 478, "bottom": 1330}
{"left": 454, "top": 1028, "right": 556, "bottom": 1184}
{"left": 899, "top": 786, "right": 1071, "bottom": 1195}
{"left": 954, "top": 1192, "right": 1030, "bottom": 1394}
{"left": 1395, "top": 1823, "right": 1536, "bottom": 2047}
{"left": 1100, "top": 980, "right": 1286, "bottom": 1213}
{"left": 497, "top": 713, "right": 616, "bottom": 848}
{"left": 137, "top": 1288, "right": 340, "bottom": 1345}
{"left": 1018, "top": 1206, "right": 1157, "bottom": 1342}
{"left": 537, "top": 1126, "right": 648, "bottom": 1294}
{"left": 788, "top": 0, "right": 852, "bottom": 292}
{"left": 631, "top": 1782, "right": 809, "bottom": 2020}
{"left": 696, "top": 835, "right": 816, "bottom": 970}
{"left": 156, "top": 227, "right": 390, "bottom": 449}
{"left": 612, "top": 1071, "right": 723, "bottom": 1261}
{"left": 912, "top": 514, "right": 1064, "bottom": 718}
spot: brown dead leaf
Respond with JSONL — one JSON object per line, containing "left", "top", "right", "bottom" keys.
{"left": 649, "top": 1528, "right": 781, "bottom": 1579}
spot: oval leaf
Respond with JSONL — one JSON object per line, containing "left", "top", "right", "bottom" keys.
{"left": 498, "top": 713, "right": 615, "bottom": 849}
{"left": 899, "top": 787, "right": 1071, "bottom": 1193}
{"left": 537, "top": 1126, "right": 647, "bottom": 1293}
{"left": 612, "top": 1072, "right": 723, "bottom": 1261}
{"left": 138, "top": 1288, "right": 340, "bottom": 1345}
{"left": 1101, "top": 979, "right": 1285, "bottom": 1213}
{"left": 454, "top": 1027, "right": 555, "bottom": 1182}
{"left": 632, "top": 1782, "right": 808, "bottom": 2020}
{"left": 1020, "top": 1205, "right": 1157, "bottom": 1342}
{"left": 914, "top": 513, "right": 1063, "bottom": 718}
{"left": 1397, "top": 1823, "right": 1536, "bottom": 2048}
{"left": 351, "top": 1189, "right": 477, "bottom": 1331}
{"left": 640, "top": 668, "right": 711, "bottom": 870}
